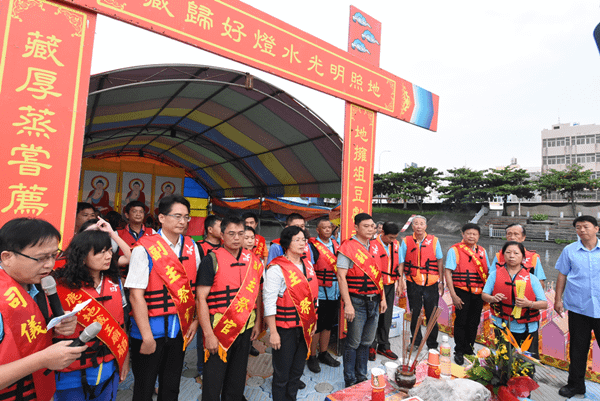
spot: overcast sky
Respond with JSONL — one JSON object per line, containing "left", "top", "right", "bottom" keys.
{"left": 90, "top": 1, "right": 600, "bottom": 174}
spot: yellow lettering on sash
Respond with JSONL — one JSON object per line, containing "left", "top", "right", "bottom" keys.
{"left": 21, "top": 315, "right": 46, "bottom": 343}
{"left": 300, "top": 297, "right": 311, "bottom": 315}
{"left": 4, "top": 287, "right": 27, "bottom": 308}
{"left": 165, "top": 265, "right": 181, "bottom": 284}
{"left": 246, "top": 278, "right": 257, "bottom": 293}
{"left": 288, "top": 270, "right": 302, "bottom": 287}
{"left": 220, "top": 319, "right": 237, "bottom": 334}
{"left": 235, "top": 297, "right": 250, "bottom": 313}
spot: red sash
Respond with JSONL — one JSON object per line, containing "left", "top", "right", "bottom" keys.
{"left": 458, "top": 243, "right": 488, "bottom": 283}
{"left": 254, "top": 234, "right": 267, "bottom": 258}
{"left": 276, "top": 257, "right": 318, "bottom": 352}
{"left": 308, "top": 238, "right": 338, "bottom": 273}
{"left": 212, "top": 251, "right": 264, "bottom": 351}
{"left": 339, "top": 238, "right": 383, "bottom": 293}
{"left": 138, "top": 235, "right": 196, "bottom": 348}
{"left": 57, "top": 285, "right": 128, "bottom": 370}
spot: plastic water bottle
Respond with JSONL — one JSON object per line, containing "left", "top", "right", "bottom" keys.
{"left": 439, "top": 335, "right": 452, "bottom": 380}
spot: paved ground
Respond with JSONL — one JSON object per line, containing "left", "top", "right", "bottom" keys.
{"left": 115, "top": 328, "right": 600, "bottom": 401}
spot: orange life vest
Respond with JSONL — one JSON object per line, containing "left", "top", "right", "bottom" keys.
{"left": 371, "top": 236, "right": 400, "bottom": 286}
{"left": 491, "top": 267, "right": 540, "bottom": 325}
{"left": 308, "top": 237, "right": 339, "bottom": 287}
{"left": 450, "top": 243, "right": 488, "bottom": 291}
{"left": 337, "top": 238, "right": 382, "bottom": 295}
{"left": 0, "top": 269, "right": 55, "bottom": 401}
{"left": 140, "top": 235, "right": 197, "bottom": 317}
{"left": 56, "top": 277, "right": 125, "bottom": 372}
{"left": 495, "top": 249, "right": 539, "bottom": 275}
{"left": 270, "top": 256, "right": 318, "bottom": 329}
{"left": 206, "top": 247, "right": 255, "bottom": 315}
{"left": 197, "top": 239, "right": 221, "bottom": 260}
{"left": 403, "top": 234, "right": 439, "bottom": 286}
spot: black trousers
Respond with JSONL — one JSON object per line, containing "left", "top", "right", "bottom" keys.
{"left": 372, "top": 284, "right": 395, "bottom": 351}
{"left": 567, "top": 310, "right": 600, "bottom": 389}
{"left": 453, "top": 287, "right": 483, "bottom": 356}
{"left": 130, "top": 332, "right": 185, "bottom": 401}
{"left": 272, "top": 327, "right": 307, "bottom": 401}
{"left": 406, "top": 280, "right": 440, "bottom": 349}
{"left": 203, "top": 328, "right": 252, "bottom": 401}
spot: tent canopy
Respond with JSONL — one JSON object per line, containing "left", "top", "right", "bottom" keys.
{"left": 84, "top": 64, "right": 343, "bottom": 198}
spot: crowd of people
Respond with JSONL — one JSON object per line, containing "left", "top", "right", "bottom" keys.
{"left": 0, "top": 197, "right": 598, "bottom": 400}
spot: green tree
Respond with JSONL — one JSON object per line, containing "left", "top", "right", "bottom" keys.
{"left": 536, "top": 164, "right": 600, "bottom": 217}
{"left": 438, "top": 167, "right": 488, "bottom": 208}
{"left": 388, "top": 166, "right": 442, "bottom": 212}
{"left": 485, "top": 166, "right": 535, "bottom": 216}
{"left": 373, "top": 172, "right": 395, "bottom": 204}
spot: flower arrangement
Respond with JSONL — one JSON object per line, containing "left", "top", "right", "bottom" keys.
{"left": 465, "top": 325, "right": 540, "bottom": 401}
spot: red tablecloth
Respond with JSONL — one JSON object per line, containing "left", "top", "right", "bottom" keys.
{"left": 325, "top": 379, "right": 407, "bottom": 401}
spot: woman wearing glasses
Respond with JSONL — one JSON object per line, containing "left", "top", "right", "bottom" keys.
{"left": 51, "top": 219, "right": 131, "bottom": 401}
{"left": 264, "top": 226, "right": 318, "bottom": 401}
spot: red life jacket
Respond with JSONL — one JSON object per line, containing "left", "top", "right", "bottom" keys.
{"left": 491, "top": 267, "right": 540, "bottom": 324}
{"left": 308, "top": 237, "right": 339, "bottom": 287}
{"left": 338, "top": 238, "right": 382, "bottom": 295}
{"left": 253, "top": 234, "right": 267, "bottom": 259}
{"left": 56, "top": 277, "right": 125, "bottom": 372}
{"left": 117, "top": 225, "right": 152, "bottom": 249}
{"left": 142, "top": 235, "right": 197, "bottom": 317}
{"left": 197, "top": 239, "right": 221, "bottom": 260}
{"left": 372, "top": 236, "right": 400, "bottom": 286}
{"left": 270, "top": 256, "right": 318, "bottom": 329}
{"left": 0, "top": 269, "right": 55, "bottom": 401}
{"left": 206, "top": 248, "right": 255, "bottom": 315}
{"left": 450, "top": 243, "right": 488, "bottom": 290}
{"left": 403, "top": 234, "right": 440, "bottom": 286}
{"left": 495, "top": 250, "right": 539, "bottom": 275}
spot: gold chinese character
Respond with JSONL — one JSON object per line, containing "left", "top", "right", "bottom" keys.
{"left": 368, "top": 80, "right": 381, "bottom": 98}
{"left": 352, "top": 206, "right": 364, "bottom": 218}
{"left": 21, "top": 315, "right": 47, "bottom": 343}
{"left": 111, "top": 329, "right": 121, "bottom": 344}
{"left": 185, "top": 305, "right": 194, "bottom": 322}
{"left": 65, "top": 293, "right": 82, "bottom": 308}
{"left": 12, "top": 106, "right": 56, "bottom": 139}
{"left": 165, "top": 265, "right": 181, "bottom": 284}
{"left": 15, "top": 68, "right": 61, "bottom": 100}
{"left": 370, "top": 264, "right": 379, "bottom": 277}
{"left": 299, "top": 296, "right": 311, "bottom": 315}
{"left": 308, "top": 55, "right": 324, "bottom": 77}
{"left": 8, "top": 144, "right": 51, "bottom": 176}
{"left": 117, "top": 338, "right": 128, "bottom": 358}
{"left": 353, "top": 166, "right": 366, "bottom": 183}
{"left": 354, "top": 126, "right": 368, "bottom": 142}
{"left": 235, "top": 297, "right": 250, "bottom": 313}
{"left": 2, "top": 183, "right": 48, "bottom": 216}
{"left": 288, "top": 270, "right": 302, "bottom": 287}
{"left": 23, "top": 31, "right": 64, "bottom": 67}
{"left": 330, "top": 64, "right": 345, "bottom": 83}
{"left": 353, "top": 146, "right": 367, "bottom": 162}
{"left": 253, "top": 29, "right": 276, "bottom": 57}
{"left": 105, "top": 324, "right": 115, "bottom": 337}
{"left": 246, "top": 277, "right": 257, "bottom": 293}
{"left": 82, "top": 306, "right": 100, "bottom": 322}
{"left": 142, "top": 0, "right": 174, "bottom": 17}
{"left": 177, "top": 287, "right": 190, "bottom": 304}
{"left": 353, "top": 186, "right": 365, "bottom": 204}
{"left": 185, "top": 1, "right": 213, "bottom": 29}
{"left": 148, "top": 242, "right": 168, "bottom": 261}
{"left": 350, "top": 72, "right": 363, "bottom": 91}
{"left": 282, "top": 44, "right": 301, "bottom": 64}
{"left": 355, "top": 250, "right": 367, "bottom": 264}
{"left": 220, "top": 319, "right": 237, "bottom": 334}
{"left": 221, "top": 17, "right": 246, "bottom": 42}
{"left": 4, "top": 287, "right": 27, "bottom": 308}
{"left": 95, "top": 315, "right": 109, "bottom": 326}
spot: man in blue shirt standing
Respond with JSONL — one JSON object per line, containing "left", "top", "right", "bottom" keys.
{"left": 555, "top": 215, "right": 600, "bottom": 398}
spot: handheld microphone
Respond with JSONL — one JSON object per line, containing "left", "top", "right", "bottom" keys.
{"left": 41, "top": 276, "right": 64, "bottom": 317}
{"left": 69, "top": 321, "right": 102, "bottom": 347}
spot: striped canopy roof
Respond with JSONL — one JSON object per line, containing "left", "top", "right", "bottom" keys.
{"left": 84, "top": 64, "right": 343, "bottom": 198}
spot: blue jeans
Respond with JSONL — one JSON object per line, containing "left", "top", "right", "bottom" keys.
{"left": 343, "top": 295, "right": 380, "bottom": 385}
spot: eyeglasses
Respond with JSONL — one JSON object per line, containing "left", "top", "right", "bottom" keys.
{"left": 225, "top": 231, "right": 245, "bottom": 238}
{"left": 12, "top": 249, "right": 61, "bottom": 263}
{"left": 167, "top": 214, "right": 191, "bottom": 222}
{"left": 292, "top": 238, "right": 307, "bottom": 243}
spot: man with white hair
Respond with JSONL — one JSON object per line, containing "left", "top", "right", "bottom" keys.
{"left": 398, "top": 215, "right": 444, "bottom": 351}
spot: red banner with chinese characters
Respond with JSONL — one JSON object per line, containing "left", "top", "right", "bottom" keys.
{"left": 55, "top": 0, "right": 437, "bottom": 130}
{"left": 0, "top": 0, "right": 96, "bottom": 245}
{"left": 340, "top": 104, "right": 376, "bottom": 241}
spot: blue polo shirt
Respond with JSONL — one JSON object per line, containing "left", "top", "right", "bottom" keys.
{"left": 555, "top": 238, "right": 600, "bottom": 318}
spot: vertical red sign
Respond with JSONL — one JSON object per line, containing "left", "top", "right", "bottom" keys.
{"left": 0, "top": 0, "right": 96, "bottom": 245}
{"left": 348, "top": 6, "right": 381, "bottom": 67}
